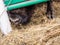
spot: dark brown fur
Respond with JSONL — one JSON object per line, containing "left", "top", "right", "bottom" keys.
{"left": 8, "top": 6, "right": 34, "bottom": 25}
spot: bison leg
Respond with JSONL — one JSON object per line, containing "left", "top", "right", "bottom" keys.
{"left": 46, "top": 0, "right": 53, "bottom": 19}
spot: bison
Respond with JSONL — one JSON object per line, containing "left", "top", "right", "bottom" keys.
{"left": 8, "top": 0, "right": 53, "bottom": 25}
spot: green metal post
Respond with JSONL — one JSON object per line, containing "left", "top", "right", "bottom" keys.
{"left": 5, "top": 0, "right": 49, "bottom": 10}
{"left": 4, "top": 0, "right": 25, "bottom": 6}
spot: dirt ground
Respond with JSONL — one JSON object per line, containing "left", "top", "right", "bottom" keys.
{"left": 0, "top": 0, "right": 60, "bottom": 45}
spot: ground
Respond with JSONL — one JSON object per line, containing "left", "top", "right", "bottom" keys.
{"left": 0, "top": 0, "right": 60, "bottom": 45}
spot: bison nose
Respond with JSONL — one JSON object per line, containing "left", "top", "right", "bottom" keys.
{"left": 21, "top": 17, "right": 28, "bottom": 24}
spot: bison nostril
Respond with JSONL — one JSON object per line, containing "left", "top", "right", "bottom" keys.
{"left": 21, "top": 17, "right": 28, "bottom": 23}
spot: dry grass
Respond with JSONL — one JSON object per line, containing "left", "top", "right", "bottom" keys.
{"left": 0, "top": 1, "right": 60, "bottom": 45}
